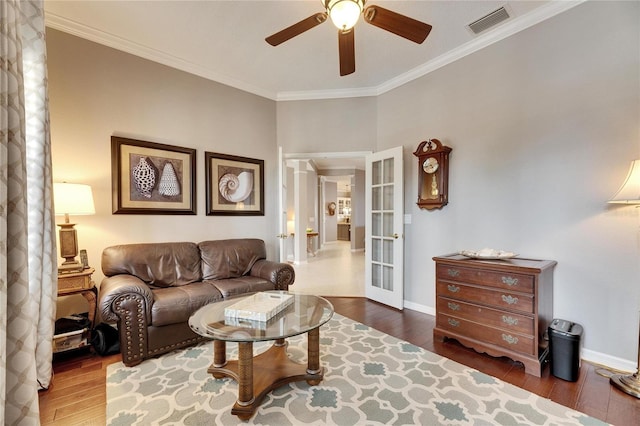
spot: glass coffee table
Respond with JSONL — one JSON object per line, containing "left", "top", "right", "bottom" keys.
{"left": 189, "top": 291, "right": 334, "bottom": 420}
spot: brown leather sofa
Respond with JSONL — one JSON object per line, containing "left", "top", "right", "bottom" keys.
{"left": 98, "top": 239, "right": 295, "bottom": 366}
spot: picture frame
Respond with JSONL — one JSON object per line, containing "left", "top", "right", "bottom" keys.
{"left": 111, "top": 136, "right": 196, "bottom": 215}
{"left": 205, "top": 152, "right": 264, "bottom": 216}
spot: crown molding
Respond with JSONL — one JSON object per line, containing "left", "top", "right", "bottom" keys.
{"left": 284, "top": 151, "right": 371, "bottom": 160}
{"left": 276, "top": 86, "right": 378, "bottom": 102}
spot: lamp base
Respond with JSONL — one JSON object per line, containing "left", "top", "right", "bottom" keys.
{"left": 610, "top": 373, "right": 640, "bottom": 399}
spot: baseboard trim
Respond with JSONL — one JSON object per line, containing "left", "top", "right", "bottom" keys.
{"left": 403, "top": 300, "right": 436, "bottom": 316}
{"left": 581, "top": 348, "right": 637, "bottom": 373}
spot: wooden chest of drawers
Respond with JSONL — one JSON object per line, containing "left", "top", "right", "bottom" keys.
{"left": 433, "top": 254, "right": 556, "bottom": 376}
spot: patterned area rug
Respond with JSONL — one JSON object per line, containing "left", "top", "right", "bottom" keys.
{"left": 106, "top": 314, "right": 606, "bottom": 425}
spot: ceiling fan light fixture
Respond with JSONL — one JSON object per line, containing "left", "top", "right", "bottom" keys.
{"left": 325, "top": 0, "right": 364, "bottom": 31}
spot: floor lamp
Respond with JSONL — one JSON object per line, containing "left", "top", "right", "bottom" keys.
{"left": 608, "top": 159, "right": 640, "bottom": 398}
{"left": 53, "top": 182, "right": 95, "bottom": 273}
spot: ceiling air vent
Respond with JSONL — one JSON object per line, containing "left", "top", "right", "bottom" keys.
{"left": 467, "top": 6, "right": 511, "bottom": 35}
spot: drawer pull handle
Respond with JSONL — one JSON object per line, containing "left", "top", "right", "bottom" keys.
{"left": 502, "top": 276, "right": 519, "bottom": 286}
{"left": 448, "top": 318, "right": 460, "bottom": 327}
{"left": 447, "top": 269, "right": 460, "bottom": 278}
{"left": 447, "top": 302, "right": 460, "bottom": 311}
{"left": 501, "top": 295, "right": 518, "bottom": 305}
{"left": 502, "top": 334, "right": 519, "bottom": 345}
{"left": 502, "top": 315, "right": 519, "bottom": 326}
{"left": 447, "top": 285, "right": 460, "bottom": 293}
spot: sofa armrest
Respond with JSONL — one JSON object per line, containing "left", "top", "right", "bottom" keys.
{"left": 250, "top": 259, "right": 295, "bottom": 290}
{"left": 98, "top": 274, "right": 154, "bottom": 324}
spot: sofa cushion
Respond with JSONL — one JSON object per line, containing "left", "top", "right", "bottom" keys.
{"left": 199, "top": 239, "right": 266, "bottom": 280}
{"left": 150, "top": 281, "right": 224, "bottom": 326}
{"left": 102, "top": 242, "right": 202, "bottom": 287}
{"left": 207, "top": 276, "right": 276, "bottom": 299}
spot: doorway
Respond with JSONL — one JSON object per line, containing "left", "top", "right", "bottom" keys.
{"left": 282, "top": 151, "right": 369, "bottom": 294}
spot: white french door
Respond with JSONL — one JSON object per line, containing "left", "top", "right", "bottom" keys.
{"left": 365, "top": 146, "right": 404, "bottom": 310}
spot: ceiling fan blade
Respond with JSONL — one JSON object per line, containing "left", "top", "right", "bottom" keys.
{"left": 338, "top": 29, "right": 355, "bottom": 76}
{"left": 364, "top": 5, "right": 432, "bottom": 44}
{"left": 266, "top": 13, "right": 327, "bottom": 46}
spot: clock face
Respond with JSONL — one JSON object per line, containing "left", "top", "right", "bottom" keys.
{"left": 422, "top": 157, "right": 439, "bottom": 174}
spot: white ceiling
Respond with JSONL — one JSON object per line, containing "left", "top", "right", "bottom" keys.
{"left": 44, "top": 1, "right": 583, "bottom": 101}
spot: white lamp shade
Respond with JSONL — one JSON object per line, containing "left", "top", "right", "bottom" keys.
{"left": 54, "top": 183, "right": 96, "bottom": 215}
{"left": 609, "top": 160, "right": 640, "bottom": 204}
{"left": 326, "top": 0, "right": 363, "bottom": 30}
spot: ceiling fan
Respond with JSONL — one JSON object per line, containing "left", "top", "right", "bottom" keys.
{"left": 265, "top": 0, "right": 432, "bottom": 76}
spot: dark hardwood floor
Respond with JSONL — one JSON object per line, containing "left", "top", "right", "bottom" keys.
{"left": 39, "top": 297, "right": 640, "bottom": 425}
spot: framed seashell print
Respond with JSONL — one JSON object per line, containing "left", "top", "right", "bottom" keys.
{"left": 111, "top": 136, "right": 196, "bottom": 214}
{"left": 205, "top": 152, "right": 264, "bottom": 216}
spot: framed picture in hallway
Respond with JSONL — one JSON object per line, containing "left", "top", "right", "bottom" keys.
{"left": 111, "top": 136, "right": 196, "bottom": 215}
{"left": 205, "top": 152, "right": 264, "bottom": 216}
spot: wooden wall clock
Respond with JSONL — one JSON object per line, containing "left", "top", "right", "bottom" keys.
{"left": 413, "top": 139, "right": 452, "bottom": 210}
{"left": 327, "top": 202, "right": 336, "bottom": 216}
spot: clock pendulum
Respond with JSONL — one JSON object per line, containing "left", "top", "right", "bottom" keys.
{"left": 431, "top": 174, "right": 438, "bottom": 197}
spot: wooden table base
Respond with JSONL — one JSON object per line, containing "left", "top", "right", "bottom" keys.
{"left": 208, "top": 329, "right": 323, "bottom": 420}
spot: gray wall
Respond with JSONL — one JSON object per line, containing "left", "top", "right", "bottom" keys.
{"left": 323, "top": 181, "right": 338, "bottom": 242}
{"left": 47, "top": 29, "right": 279, "bottom": 308}
{"left": 277, "top": 97, "right": 377, "bottom": 153}
{"left": 278, "top": 2, "right": 640, "bottom": 368}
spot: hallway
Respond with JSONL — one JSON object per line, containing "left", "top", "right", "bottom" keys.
{"left": 289, "top": 241, "right": 365, "bottom": 297}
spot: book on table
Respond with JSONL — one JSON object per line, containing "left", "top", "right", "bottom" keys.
{"left": 224, "top": 291, "right": 293, "bottom": 322}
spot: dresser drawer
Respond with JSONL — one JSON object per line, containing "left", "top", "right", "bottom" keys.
{"left": 437, "top": 296, "right": 534, "bottom": 335}
{"left": 436, "top": 281, "right": 534, "bottom": 314}
{"left": 437, "top": 313, "right": 535, "bottom": 356}
{"left": 436, "top": 264, "right": 534, "bottom": 293}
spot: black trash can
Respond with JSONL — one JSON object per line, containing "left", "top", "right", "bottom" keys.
{"left": 548, "top": 319, "right": 583, "bottom": 382}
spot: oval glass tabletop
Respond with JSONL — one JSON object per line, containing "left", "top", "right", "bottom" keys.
{"left": 189, "top": 291, "right": 334, "bottom": 342}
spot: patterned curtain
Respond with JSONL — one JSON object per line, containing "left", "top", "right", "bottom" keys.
{"left": 1, "top": 0, "right": 57, "bottom": 423}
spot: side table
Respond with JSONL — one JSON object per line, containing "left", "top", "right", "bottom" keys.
{"left": 55, "top": 267, "right": 97, "bottom": 352}
{"left": 306, "top": 232, "right": 319, "bottom": 256}
{"left": 289, "top": 232, "right": 320, "bottom": 256}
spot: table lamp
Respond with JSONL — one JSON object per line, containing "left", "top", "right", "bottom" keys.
{"left": 608, "top": 159, "right": 640, "bottom": 398}
{"left": 53, "top": 182, "right": 95, "bottom": 273}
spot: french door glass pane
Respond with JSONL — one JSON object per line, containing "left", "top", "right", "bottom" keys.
{"left": 372, "top": 264, "right": 382, "bottom": 288}
{"left": 383, "top": 212, "right": 393, "bottom": 237}
{"left": 383, "top": 265, "right": 393, "bottom": 290}
{"left": 372, "top": 212, "right": 382, "bottom": 237}
{"left": 383, "top": 239, "right": 393, "bottom": 264}
{"left": 372, "top": 160, "right": 382, "bottom": 185}
{"left": 383, "top": 158, "right": 394, "bottom": 184}
{"left": 383, "top": 185, "right": 393, "bottom": 210}
{"left": 372, "top": 186, "right": 381, "bottom": 211}
{"left": 372, "top": 238, "right": 381, "bottom": 263}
